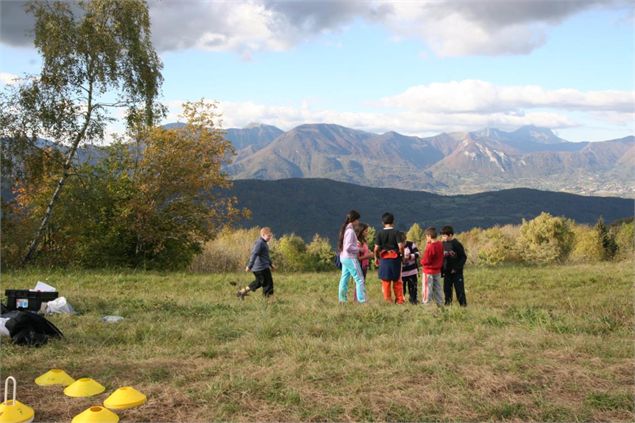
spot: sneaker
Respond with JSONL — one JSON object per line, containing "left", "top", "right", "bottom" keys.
{"left": 236, "top": 289, "right": 248, "bottom": 300}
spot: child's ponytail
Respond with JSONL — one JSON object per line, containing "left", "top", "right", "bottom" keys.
{"left": 338, "top": 210, "right": 361, "bottom": 252}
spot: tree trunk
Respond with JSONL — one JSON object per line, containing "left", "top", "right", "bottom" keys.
{"left": 21, "top": 86, "right": 94, "bottom": 266}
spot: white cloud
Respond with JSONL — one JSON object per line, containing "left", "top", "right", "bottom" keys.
{"left": 2, "top": 0, "right": 630, "bottom": 56}
{"left": 0, "top": 72, "right": 19, "bottom": 85}
{"left": 156, "top": 79, "right": 633, "bottom": 140}
{"left": 380, "top": 4, "right": 548, "bottom": 56}
{"left": 588, "top": 111, "right": 635, "bottom": 126}
{"left": 378, "top": 80, "right": 635, "bottom": 114}
{"left": 160, "top": 97, "right": 576, "bottom": 138}
{"left": 149, "top": 1, "right": 291, "bottom": 54}
{"left": 148, "top": 0, "right": 632, "bottom": 56}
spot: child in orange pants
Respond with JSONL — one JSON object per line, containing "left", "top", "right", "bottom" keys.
{"left": 373, "top": 212, "right": 405, "bottom": 304}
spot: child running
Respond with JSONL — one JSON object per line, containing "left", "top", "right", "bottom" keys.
{"left": 374, "top": 212, "right": 405, "bottom": 304}
{"left": 236, "top": 227, "right": 276, "bottom": 300}
{"left": 338, "top": 210, "right": 366, "bottom": 303}
{"left": 420, "top": 227, "right": 444, "bottom": 307}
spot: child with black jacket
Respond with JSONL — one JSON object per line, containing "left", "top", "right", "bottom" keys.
{"left": 374, "top": 212, "right": 405, "bottom": 304}
{"left": 441, "top": 226, "right": 468, "bottom": 306}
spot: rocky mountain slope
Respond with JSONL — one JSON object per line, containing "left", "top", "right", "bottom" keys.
{"left": 225, "top": 124, "right": 634, "bottom": 197}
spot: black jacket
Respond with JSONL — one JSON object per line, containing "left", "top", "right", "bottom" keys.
{"left": 442, "top": 239, "right": 467, "bottom": 274}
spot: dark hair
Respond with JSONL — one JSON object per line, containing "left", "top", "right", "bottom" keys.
{"left": 354, "top": 222, "right": 369, "bottom": 244}
{"left": 338, "top": 210, "right": 361, "bottom": 252}
{"left": 381, "top": 212, "right": 394, "bottom": 225}
{"left": 424, "top": 227, "right": 437, "bottom": 239}
{"left": 441, "top": 226, "right": 454, "bottom": 236}
{"left": 398, "top": 231, "right": 407, "bottom": 243}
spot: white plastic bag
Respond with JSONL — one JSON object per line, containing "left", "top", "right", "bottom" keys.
{"left": 31, "top": 281, "right": 56, "bottom": 292}
{"left": 44, "top": 297, "right": 75, "bottom": 314}
{"left": 0, "top": 318, "right": 10, "bottom": 337}
{"left": 102, "top": 315, "right": 124, "bottom": 323}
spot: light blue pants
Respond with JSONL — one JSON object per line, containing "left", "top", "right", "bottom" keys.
{"left": 338, "top": 257, "right": 366, "bottom": 303}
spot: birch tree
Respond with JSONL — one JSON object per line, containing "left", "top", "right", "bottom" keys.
{"left": 2, "top": 0, "right": 164, "bottom": 265}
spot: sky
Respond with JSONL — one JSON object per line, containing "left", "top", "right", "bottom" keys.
{"left": 1, "top": 0, "right": 634, "bottom": 142}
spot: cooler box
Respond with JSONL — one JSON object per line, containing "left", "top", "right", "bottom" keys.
{"left": 5, "top": 289, "right": 59, "bottom": 311}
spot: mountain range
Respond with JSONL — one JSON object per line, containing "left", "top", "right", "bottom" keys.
{"left": 4, "top": 126, "right": 633, "bottom": 242}
{"left": 228, "top": 178, "right": 634, "bottom": 242}
{"left": 224, "top": 124, "right": 635, "bottom": 198}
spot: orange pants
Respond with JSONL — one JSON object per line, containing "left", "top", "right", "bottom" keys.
{"left": 382, "top": 280, "right": 404, "bottom": 304}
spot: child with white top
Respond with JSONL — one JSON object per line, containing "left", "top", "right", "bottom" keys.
{"left": 337, "top": 210, "right": 366, "bottom": 303}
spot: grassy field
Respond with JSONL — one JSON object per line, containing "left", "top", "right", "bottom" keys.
{"left": 2, "top": 262, "right": 633, "bottom": 422}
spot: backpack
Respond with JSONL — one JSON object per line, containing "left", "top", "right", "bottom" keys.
{"left": 334, "top": 254, "right": 342, "bottom": 269}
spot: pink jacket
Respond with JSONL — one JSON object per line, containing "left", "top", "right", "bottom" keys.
{"left": 340, "top": 223, "right": 360, "bottom": 259}
{"left": 359, "top": 242, "right": 370, "bottom": 268}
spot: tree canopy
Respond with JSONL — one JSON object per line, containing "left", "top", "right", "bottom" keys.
{"left": 3, "top": 100, "right": 249, "bottom": 269}
{"left": 1, "top": 0, "right": 164, "bottom": 264}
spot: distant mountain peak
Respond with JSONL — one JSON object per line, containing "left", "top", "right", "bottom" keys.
{"left": 288, "top": 123, "right": 376, "bottom": 139}
{"left": 224, "top": 124, "right": 284, "bottom": 151}
{"left": 294, "top": 123, "right": 347, "bottom": 131}
{"left": 245, "top": 122, "right": 266, "bottom": 128}
{"left": 511, "top": 125, "right": 562, "bottom": 144}
{"left": 382, "top": 130, "right": 405, "bottom": 137}
{"left": 470, "top": 127, "right": 507, "bottom": 140}
{"left": 161, "top": 122, "right": 186, "bottom": 129}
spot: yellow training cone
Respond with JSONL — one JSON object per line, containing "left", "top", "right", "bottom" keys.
{"left": 103, "top": 386, "right": 147, "bottom": 410}
{"left": 71, "top": 406, "right": 119, "bottom": 423}
{"left": 0, "top": 377, "right": 34, "bottom": 423}
{"left": 0, "top": 400, "right": 35, "bottom": 423}
{"left": 64, "top": 378, "right": 105, "bottom": 398}
{"left": 35, "top": 369, "right": 75, "bottom": 387}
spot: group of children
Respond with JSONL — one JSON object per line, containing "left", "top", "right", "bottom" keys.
{"left": 354, "top": 211, "right": 468, "bottom": 306}
{"left": 236, "top": 211, "right": 468, "bottom": 307}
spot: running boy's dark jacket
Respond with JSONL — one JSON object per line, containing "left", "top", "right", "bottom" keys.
{"left": 247, "top": 237, "right": 272, "bottom": 272}
{"left": 442, "top": 239, "right": 467, "bottom": 274}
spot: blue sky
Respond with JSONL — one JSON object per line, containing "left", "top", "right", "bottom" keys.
{"left": 1, "top": 0, "right": 633, "bottom": 142}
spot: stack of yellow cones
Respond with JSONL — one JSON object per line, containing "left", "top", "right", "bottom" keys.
{"left": 64, "top": 378, "right": 105, "bottom": 398}
{"left": 71, "top": 406, "right": 119, "bottom": 423}
{"left": 0, "top": 377, "right": 34, "bottom": 423}
{"left": 103, "top": 387, "right": 147, "bottom": 409}
{"left": 34, "top": 369, "right": 75, "bottom": 387}
{"left": 30, "top": 370, "right": 149, "bottom": 421}
{"left": 0, "top": 400, "right": 35, "bottom": 423}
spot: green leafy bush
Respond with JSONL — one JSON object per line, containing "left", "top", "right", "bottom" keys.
{"left": 456, "top": 227, "right": 482, "bottom": 265}
{"left": 272, "top": 234, "right": 308, "bottom": 272}
{"left": 306, "top": 234, "right": 336, "bottom": 271}
{"left": 614, "top": 221, "right": 634, "bottom": 261}
{"left": 477, "top": 226, "right": 520, "bottom": 265}
{"left": 594, "top": 217, "right": 617, "bottom": 261}
{"left": 406, "top": 223, "right": 424, "bottom": 247}
{"left": 516, "top": 212, "right": 574, "bottom": 264}
{"left": 570, "top": 225, "right": 603, "bottom": 264}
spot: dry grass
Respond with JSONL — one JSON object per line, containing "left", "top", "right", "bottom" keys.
{"left": 188, "top": 227, "right": 261, "bottom": 273}
{"left": 2, "top": 261, "right": 633, "bottom": 422}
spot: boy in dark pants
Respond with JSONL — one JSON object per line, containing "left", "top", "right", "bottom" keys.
{"left": 441, "top": 226, "right": 467, "bottom": 306}
{"left": 237, "top": 227, "right": 276, "bottom": 299}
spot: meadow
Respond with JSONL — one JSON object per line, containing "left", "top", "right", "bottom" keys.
{"left": 2, "top": 262, "right": 633, "bottom": 422}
